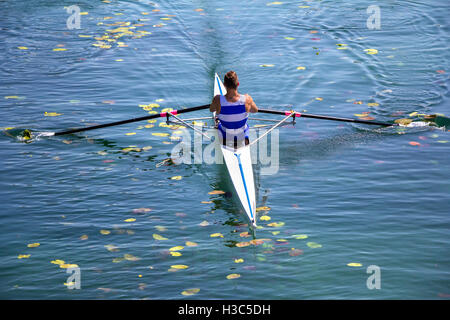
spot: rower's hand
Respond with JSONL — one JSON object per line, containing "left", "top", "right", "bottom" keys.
{"left": 210, "top": 95, "right": 220, "bottom": 112}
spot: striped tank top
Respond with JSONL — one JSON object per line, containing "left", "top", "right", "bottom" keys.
{"left": 217, "top": 94, "right": 249, "bottom": 144}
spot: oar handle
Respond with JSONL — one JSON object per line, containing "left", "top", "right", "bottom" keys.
{"left": 54, "top": 104, "right": 210, "bottom": 136}
{"left": 258, "top": 108, "right": 396, "bottom": 127}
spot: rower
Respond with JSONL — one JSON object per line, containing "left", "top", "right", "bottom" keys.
{"left": 210, "top": 71, "right": 258, "bottom": 149}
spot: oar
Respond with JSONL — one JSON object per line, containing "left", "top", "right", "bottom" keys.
{"left": 258, "top": 108, "right": 397, "bottom": 127}
{"left": 52, "top": 104, "right": 210, "bottom": 136}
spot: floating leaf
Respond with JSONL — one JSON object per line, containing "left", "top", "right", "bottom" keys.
{"left": 267, "top": 1, "right": 283, "bottom": 5}
{"left": 170, "top": 176, "right": 182, "bottom": 180}
{"left": 394, "top": 118, "right": 412, "bottom": 126}
{"left": 18, "top": 254, "right": 30, "bottom": 259}
{"left": 80, "top": 235, "right": 88, "bottom": 240}
{"left": 367, "top": 103, "right": 379, "bottom": 107}
{"left": 315, "top": 97, "right": 323, "bottom": 101}
{"left": 100, "top": 229, "right": 111, "bottom": 235}
{"left": 226, "top": 273, "right": 241, "bottom": 279}
{"left": 170, "top": 264, "right": 188, "bottom": 269}
{"left": 208, "top": 190, "right": 226, "bottom": 195}
{"left": 153, "top": 233, "right": 168, "bottom": 240}
{"left": 409, "top": 141, "right": 421, "bottom": 146}
{"left": 364, "top": 48, "right": 378, "bottom": 55}
{"left": 27, "top": 243, "right": 40, "bottom": 248}
{"left": 185, "top": 241, "right": 198, "bottom": 247}
{"left": 236, "top": 241, "right": 251, "bottom": 247}
{"left": 155, "top": 225, "right": 167, "bottom": 232}
{"left": 133, "top": 207, "right": 151, "bottom": 214}
{"left": 259, "top": 64, "right": 274, "bottom": 67}
{"left": 51, "top": 259, "right": 65, "bottom": 265}
{"left": 182, "top": 288, "right": 200, "bottom": 296}
{"left": 234, "top": 258, "right": 244, "bottom": 263}
{"left": 169, "top": 246, "right": 184, "bottom": 252}
{"left": 104, "top": 244, "right": 119, "bottom": 252}
{"left": 267, "top": 222, "right": 285, "bottom": 227}
{"left": 152, "top": 132, "right": 170, "bottom": 137}
{"left": 284, "top": 37, "right": 295, "bottom": 40}
{"left": 199, "top": 220, "right": 209, "bottom": 227}
{"left": 347, "top": 263, "right": 363, "bottom": 267}
{"left": 260, "top": 215, "right": 271, "bottom": 221}
{"left": 210, "top": 233, "right": 223, "bottom": 238}
{"left": 53, "top": 48, "right": 67, "bottom": 51}
{"left": 239, "top": 232, "right": 250, "bottom": 238}
{"left": 124, "top": 254, "right": 140, "bottom": 261}
{"left": 44, "top": 112, "right": 62, "bottom": 117}
{"left": 250, "top": 239, "right": 265, "bottom": 245}
{"left": 170, "top": 252, "right": 182, "bottom": 257}
{"left": 60, "top": 263, "right": 78, "bottom": 269}
{"left": 296, "top": 66, "right": 306, "bottom": 70}
{"left": 307, "top": 242, "right": 322, "bottom": 248}
{"left": 18, "top": 46, "right": 28, "bottom": 50}
{"left": 256, "top": 206, "right": 271, "bottom": 212}
{"left": 124, "top": 218, "right": 136, "bottom": 222}
{"left": 112, "top": 257, "right": 124, "bottom": 263}
{"left": 125, "top": 132, "right": 136, "bottom": 136}
{"left": 289, "top": 248, "right": 303, "bottom": 256}
{"left": 292, "top": 234, "right": 308, "bottom": 240}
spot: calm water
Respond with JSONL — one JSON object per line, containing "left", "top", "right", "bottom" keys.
{"left": 0, "top": 0, "right": 449, "bottom": 299}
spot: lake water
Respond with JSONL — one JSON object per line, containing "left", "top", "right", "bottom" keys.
{"left": 0, "top": 0, "right": 449, "bottom": 299}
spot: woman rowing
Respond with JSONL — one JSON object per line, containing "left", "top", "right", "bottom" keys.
{"left": 210, "top": 71, "right": 258, "bottom": 148}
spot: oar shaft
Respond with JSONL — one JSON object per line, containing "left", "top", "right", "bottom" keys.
{"left": 54, "top": 104, "right": 210, "bottom": 136}
{"left": 258, "top": 109, "right": 395, "bottom": 127}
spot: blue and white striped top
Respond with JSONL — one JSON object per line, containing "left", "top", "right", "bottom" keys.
{"left": 217, "top": 94, "right": 249, "bottom": 142}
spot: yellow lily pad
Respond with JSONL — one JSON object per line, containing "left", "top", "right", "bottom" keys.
{"left": 210, "top": 233, "right": 223, "bottom": 238}
{"left": 267, "top": 222, "right": 285, "bottom": 227}
{"left": 27, "top": 243, "right": 40, "bottom": 248}
{"left": 307, "top": 242, "right": 322, "bottom": 248}
{"left": 208, "top": 190, "right": 226, "bottom": 195}
{"left": 347, "top": 263, "right": 363, "bottom": 267}
{"left": 181, "top": 288, "right": 200, "bottom": 296}
{"left": 44, "top": 112, "right": 62, "bottom": 116}
{"left": 152, "top": 132, "right": 170, "bottom": 137}
{"left": 153, "top": 233, "right": 168, "bottom": 240}
{"left": 170, "top": 252, "right": 182, "bottom": 257}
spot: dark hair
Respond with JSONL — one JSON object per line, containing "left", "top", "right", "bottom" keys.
{"left": 223, "top": 71, "right": 238, "bottom": 89}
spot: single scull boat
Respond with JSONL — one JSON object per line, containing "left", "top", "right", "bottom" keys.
{"left": 213, "top": 73, "right": 257, "bottom": 227}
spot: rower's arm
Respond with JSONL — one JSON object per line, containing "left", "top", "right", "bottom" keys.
{"left": 210, "top": 95, "right": 220, "bottom": 112}
{"left": 246, "top": 94, "right": 258, "bottom": 113}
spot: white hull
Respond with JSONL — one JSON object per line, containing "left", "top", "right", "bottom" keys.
{"left": 214, "top": 73, "right": 257, "bottom": 227}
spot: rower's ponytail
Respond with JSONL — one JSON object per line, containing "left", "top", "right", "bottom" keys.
{"left": 224, "top": 71, "right": 239, "bottom": 89}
